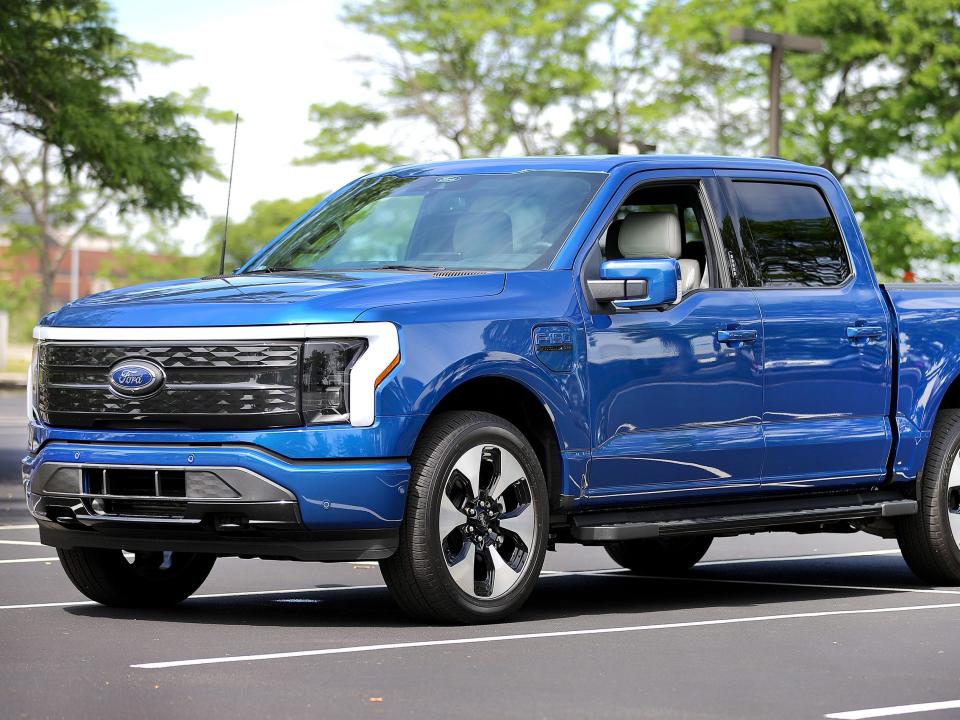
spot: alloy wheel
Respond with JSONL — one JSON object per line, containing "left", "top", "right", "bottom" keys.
{"left": 438, "top": 444, "right": 536, "bottom": 599}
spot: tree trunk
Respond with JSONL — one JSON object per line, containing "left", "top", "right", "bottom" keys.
{"left": 37, "top": 231, "right": 58, "bottom": 318}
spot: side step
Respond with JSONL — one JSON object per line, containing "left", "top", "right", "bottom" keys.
{"left": 570, "top": 492, "right": 917, "bottom": 544}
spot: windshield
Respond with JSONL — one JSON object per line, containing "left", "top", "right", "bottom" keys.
{"left": 245, "top": 171, "right": 605, "bottom": 272}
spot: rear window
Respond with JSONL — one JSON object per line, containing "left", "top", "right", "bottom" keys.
{"left": 733, "top": 181, "right": 851, "bottom": 287}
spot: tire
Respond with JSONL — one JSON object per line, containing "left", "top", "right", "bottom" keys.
{"left": 380, "top": 411, "right": 549, "bottom": 624}
{"left": 57, "top": 547, "right": 216, "bottom": 607}
{"left": 897, "top": 408, "right": 960, "bottom": 585}
{"left": 604, "top": 536, "right": 713, "bottom": 574}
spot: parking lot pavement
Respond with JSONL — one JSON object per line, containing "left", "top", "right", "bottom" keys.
{"left": 4, "top": 388, "right": 957, "bottom": 719}
{"left": 3, "top": 506, "right": 959, "bottom": 720}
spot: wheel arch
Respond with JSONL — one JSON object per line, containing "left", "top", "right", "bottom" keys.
{"left": 420, "top": 374, "right": 566, "bottom": 511}
{"left": 934, "top": 373, "right": 960, "bottom": 419}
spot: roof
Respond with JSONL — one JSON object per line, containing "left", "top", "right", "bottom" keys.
{"left": 384, "top": 154, "right": 819, "bottom": 177}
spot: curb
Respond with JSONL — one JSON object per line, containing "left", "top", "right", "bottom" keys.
{"left": 0, "top": 375, "right": 27, "bottom": 390}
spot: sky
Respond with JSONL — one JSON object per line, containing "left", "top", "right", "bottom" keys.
{"left": 112, "top": 0, "right": 382, "bottom": 253}
{"left": 111, "top": 0, "right": 960, "bottom": 258}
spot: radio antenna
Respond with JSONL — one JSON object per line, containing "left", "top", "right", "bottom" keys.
{"left": 218, "top": 113, "right": 240, "bottom": 276}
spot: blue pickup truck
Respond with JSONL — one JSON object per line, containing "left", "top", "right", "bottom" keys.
{"left": 23, "top": 155, "right": 960, "bottom": 623}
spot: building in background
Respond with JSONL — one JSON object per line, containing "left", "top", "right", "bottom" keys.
{"left": 0, "top": 234, "right": 119, "bottom": 303}
{"left": 0, "top": 207, "right": 169, "bottom": 309}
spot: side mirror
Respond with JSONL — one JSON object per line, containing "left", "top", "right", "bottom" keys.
{"left": 588, "top": 258, "right": 680, "bottom": 308}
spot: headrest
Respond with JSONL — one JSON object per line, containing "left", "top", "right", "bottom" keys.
{"left": 603, "top": 219, "right": 624, "bottom": 259}
{"left": 452, "top": 212, "right": 513, "bottom": 256}
{"left": 618, "top": 212, "right": 682, "bottom": 259}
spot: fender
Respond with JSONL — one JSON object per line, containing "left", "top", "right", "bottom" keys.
{"left": 406, "top": 352, "right": 590, "bottom": 455}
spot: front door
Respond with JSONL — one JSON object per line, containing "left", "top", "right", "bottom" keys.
{"left": 720, "top": 172, "right": 893, "bottom": 490}
{"left": 581, "top": 174, "right": 765, "bottom": 506}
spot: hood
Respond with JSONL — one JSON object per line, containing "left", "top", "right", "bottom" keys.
{"left": 43, "top": 270, "right": 505, "bottom": 328}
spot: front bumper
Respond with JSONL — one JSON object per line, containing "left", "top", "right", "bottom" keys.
{"left": 23, "top": 441, "right": 410, "bottom": 562}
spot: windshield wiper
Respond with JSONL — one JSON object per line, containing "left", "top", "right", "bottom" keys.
{"left": 375, "top": 264, "right": 447, "bottom": 272}
{"left": 236, "top": 266, "right": 302, "bottom": 275}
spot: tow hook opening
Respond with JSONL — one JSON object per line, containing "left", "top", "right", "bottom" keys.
{"left": 212, "top": 514, "right": 250, "bottom": 532}
{"left": 46, "top": 505, "right": 79, "bottom": 525}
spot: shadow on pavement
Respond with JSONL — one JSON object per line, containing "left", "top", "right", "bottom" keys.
{"left": 64, "top": 555, "right": 930, "bottom": 630}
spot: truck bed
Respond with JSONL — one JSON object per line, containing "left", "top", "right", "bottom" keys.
{"left": 883, "top": 283, "right": 960, "bottom": 481}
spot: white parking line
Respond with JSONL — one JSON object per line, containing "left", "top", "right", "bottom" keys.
{"left": 584, "top": 569, "right": 960, "bottom": 597}
{"left": 0, "top": 539, "right": 42, "bottom": 546}
{"left": 131, "top": 600, "right": 960, "bottom": 670}
{"left": 0, "top": 557, "right": 57, "bottom": 565}
{"left": 826, "top": 699, "right": 960, "bottom": 719}
{"left": 0, "top": 524, "right": 37, "bottom": 531}
{"left": 700, "top": 549, "right": 902, "bottom": 566}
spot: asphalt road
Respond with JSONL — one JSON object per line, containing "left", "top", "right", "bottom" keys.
{"left": 3, "top": 390, "right": 960, "bottom": 720}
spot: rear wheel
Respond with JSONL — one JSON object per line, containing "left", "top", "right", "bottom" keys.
{"left": 604, "top": 536, "right": 713, "bottom": 574}
{"left": 380, "top": 411, "right": 548, "bottom": 624}
{"left": 897, "top": 409, "right": 960, "bottom": 585}
{"left": 57, "top": 547, "right": 216, "bottom": 607}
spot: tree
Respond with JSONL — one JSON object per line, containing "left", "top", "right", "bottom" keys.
{"left": 561, "top": 2, "right": 665, "bottom": 155}
{"left": 851, "top": 185, "right": 958, "bottom": 281}
{"left": 294, "top": 102, "right": 407, "bottom": 172}
{"left": 294, "top": 0, "right": 958, "bottom": 279}
{"left": 203, "top": 194, "right": 327, "bottom": 273}
{"left": 96, "top": 226, "right": 206, "bottom": 288}
{"left": 0, "top": 1, "right": 229, "bottom": 315}
{"left": 299, "top": 0, "right": 606, "bottom": 166}
{"left": 643, "top": 0, "right": 768, "bottom": 154}
{"left": 641, "top": 0, "right": 960, "bottom": 278}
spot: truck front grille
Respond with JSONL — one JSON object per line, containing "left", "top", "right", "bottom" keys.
{"left": 37, "top": 342, "right": 301, "bottom": 430}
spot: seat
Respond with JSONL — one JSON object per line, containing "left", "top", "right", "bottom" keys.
{"left": 617, "top": 212, "right": 701, "bottom": 293}
{"left": 452, "top": 211, "right": 514, "bottom": 258}
{"left": 602, "top": 219, "right": 624, "bottom": 260}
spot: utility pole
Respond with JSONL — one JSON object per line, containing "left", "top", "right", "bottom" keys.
{"left": 70, "top": 241, "right": 80, "bottom": 302}
{"left": 728, "top": 27, "right": 824, "bottom": 157}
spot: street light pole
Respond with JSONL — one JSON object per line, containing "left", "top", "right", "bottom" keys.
{"left": 728, "top": 27, "right": 824, "bottom": 157}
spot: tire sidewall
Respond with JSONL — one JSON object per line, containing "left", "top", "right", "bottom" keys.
{"left": 417, "top": 419, "right": 548, "bottom": 620}
{"left": 931, "top": 422, "right": 960, "bottom": 563}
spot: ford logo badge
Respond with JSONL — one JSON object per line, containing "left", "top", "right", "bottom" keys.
{"left": 107, "top": 359, "right": 165, "bottom": 398}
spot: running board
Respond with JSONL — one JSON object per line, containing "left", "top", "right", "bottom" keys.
{"left": 570, "top": 493, "right": 918, "bottom": 544}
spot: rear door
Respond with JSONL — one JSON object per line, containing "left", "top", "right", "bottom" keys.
{"left": 719, "top": 171, "right": 893, "bottom": 491}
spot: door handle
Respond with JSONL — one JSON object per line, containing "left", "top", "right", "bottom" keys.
{"left": 846, "top": 325, "right": 884, "bottom": 340}
{"left": 717, "top": 328, "right": 758, "bottom": 344}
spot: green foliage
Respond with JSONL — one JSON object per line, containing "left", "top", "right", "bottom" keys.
{"left": 883, "top": 0, "right": 960, "bottom": 179}
{"left": 850, "top": 186, "right": 958, "bottom": 282}
{"left": 642, "top": 0, "right": 767, "bottom": 154}
{"left": 293, "top": 0, "right": 960, "bottom": 279}
{"left": 0, "top": 0, "right": 230, "bottom": 315}
{"left": 0, "top": 1, "right": 222, "bottom": 217}
{"left": 203, "top": 194, "right": 327, "bottom": 273}
{"left": 295, "top": 102, "right": 406, "bottom": 172}
{"left": 307, "top": 0, "right": 607, "bottom": 159}
{"left": 614, "top": 0, "right": 960, "bottom": 277}
{"left": 97, "top": 228, "right": 205, "bottom": 287}
{"left": 0, "top": 267, "right": 40, "bottom": 344}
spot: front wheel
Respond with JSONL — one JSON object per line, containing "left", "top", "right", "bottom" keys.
{"left": 380, "top": 411, "right": 549, "bottom": 624}
{"left": 897, "top": 409, "right": 960, "bottom": 585}
{"left": 57, "top": 547, "right": 216, "bottom": 607}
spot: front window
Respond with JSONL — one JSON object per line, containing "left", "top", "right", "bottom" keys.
{"left": 246, "top": 171, "right": 605, "bottom": 272}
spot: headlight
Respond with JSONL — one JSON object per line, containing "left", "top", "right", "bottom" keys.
{"left": 301, "top": 339, "right": 367, "bottom": 425}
